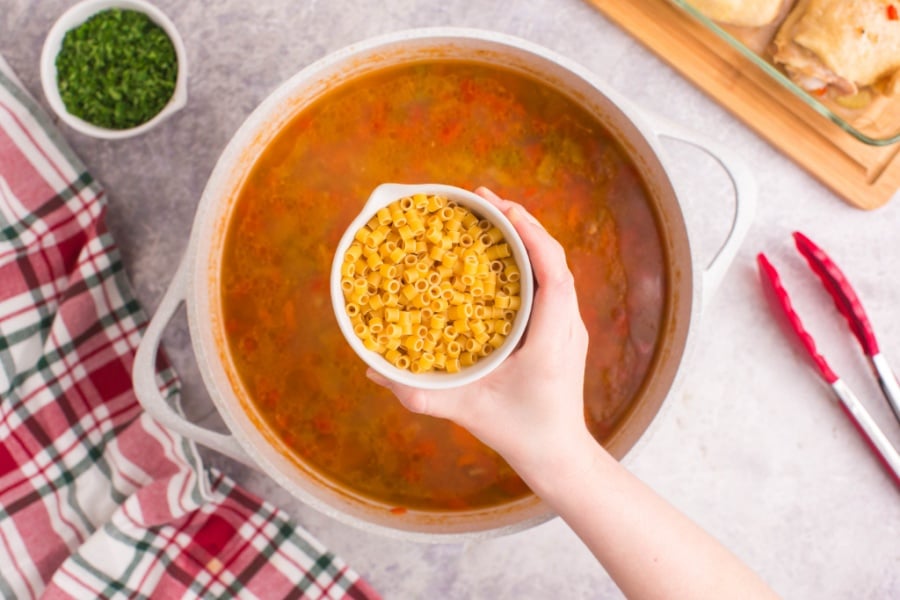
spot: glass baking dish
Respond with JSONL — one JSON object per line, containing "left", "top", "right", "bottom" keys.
{"left": 671, "top": 0, "right": 900, "bottom": 146}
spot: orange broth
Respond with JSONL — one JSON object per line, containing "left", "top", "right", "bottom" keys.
{"left": 221, "top": 61, "right": 666, "bottom": 511}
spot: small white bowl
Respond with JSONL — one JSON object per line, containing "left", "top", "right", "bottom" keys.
{"left": 40, "top": 0, "right": 188, "bottom": 140}
{"left": 331, "top": 183, "right": 534, "bottom": 390}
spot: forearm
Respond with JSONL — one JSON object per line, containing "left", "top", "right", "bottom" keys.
{"left": 517, "top": 431, "right": 778, "bottom": 600}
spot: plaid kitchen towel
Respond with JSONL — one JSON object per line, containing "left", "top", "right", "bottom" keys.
{"left": 0, "top": 56, "right": 379, "bottom": 600}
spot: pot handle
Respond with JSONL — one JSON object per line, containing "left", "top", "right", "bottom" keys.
{"left": 646, "top": 113, "right": 758, "bottom": 310}
{"left": 132, "top": 255, "right": 252, "bottom": 465}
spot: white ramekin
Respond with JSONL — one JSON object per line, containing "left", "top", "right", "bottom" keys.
{"left": 40, "top": 0, "right": 188, "bottom": 140}
{"left": 330, "top": 183, "right": 535, "bottom": 390}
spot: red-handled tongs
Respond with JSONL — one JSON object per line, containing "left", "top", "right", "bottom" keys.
{"left": 758, "top": 232, "right": 900, "bottom": 488}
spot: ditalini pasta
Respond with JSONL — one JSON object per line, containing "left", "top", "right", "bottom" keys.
{"left": 340, "top": 194, "right": 521, "bottom": 373}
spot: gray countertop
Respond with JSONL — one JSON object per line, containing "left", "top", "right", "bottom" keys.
{"left": 4, "top": 1, "right": 900, "bottom": 598}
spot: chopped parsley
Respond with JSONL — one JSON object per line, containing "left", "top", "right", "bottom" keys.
{"left": 55, "top": 9, "right": 178, "bottom": 130}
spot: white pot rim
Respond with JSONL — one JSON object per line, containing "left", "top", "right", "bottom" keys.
{"left": 131, "top": 27, "right": 755, "bottom": 542}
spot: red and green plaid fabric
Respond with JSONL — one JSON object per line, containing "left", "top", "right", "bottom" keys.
{"left": 0, "top": 56, "right": 379, "bottom": 600}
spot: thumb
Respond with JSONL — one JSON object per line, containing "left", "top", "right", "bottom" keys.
{"left": 366, "top": 369, "right": 439, "bottom": 417}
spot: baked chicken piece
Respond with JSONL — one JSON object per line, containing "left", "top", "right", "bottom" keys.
{"left": 773, "top": 0, "right": 900, "bottom": 96}
{"left": 688, "top": 0, "right": 784, "bottom": 27}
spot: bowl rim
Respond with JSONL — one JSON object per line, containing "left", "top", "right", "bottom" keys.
{"left": 39, "top": 0, "right": 189, "bottom": 140}
{"left": 330, "top": 183, "right": 535, "bottom": 390}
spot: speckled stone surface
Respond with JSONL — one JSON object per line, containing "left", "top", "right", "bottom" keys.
{"left": 3, "top": 1, "right": 900, "bottom": 598}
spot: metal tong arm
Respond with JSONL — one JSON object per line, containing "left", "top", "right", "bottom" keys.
{"left": 757, "top": 252, "right": 900, "bottom": 489}
{"left": 832, "top": 380, "right": 900, "bottom": 489}
{"left": 793, "top": 232, "right": 900, "bottom": 424}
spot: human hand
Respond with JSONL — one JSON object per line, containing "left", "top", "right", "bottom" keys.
{"left": 371, "top": 192, "right": 780, "bottom": 598}
{"left": 366, "top": 186, "right": 592, "bottom": 482}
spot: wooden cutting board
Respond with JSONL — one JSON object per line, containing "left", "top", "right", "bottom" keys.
{"left": 585, "top": 0, "right": 900, "bottom": 210}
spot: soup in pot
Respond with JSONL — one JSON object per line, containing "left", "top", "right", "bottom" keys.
{"left": 220, "top": 60, "right": 666, "bottom": 512}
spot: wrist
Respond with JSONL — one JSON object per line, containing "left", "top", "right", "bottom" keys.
{"left": 511, "top": 427, "right": 612, "bottom": 502}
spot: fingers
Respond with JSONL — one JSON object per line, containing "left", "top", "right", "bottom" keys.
{"left": 508, "top": 206, "right": 571, "bottom": 290}
{"left": 475, "top": 186, "right": 513, "bottom": 211}
{"left": 476, "top": 185, "right": 575, "bottom": 298}
{"left": 474, "top": 187, "right": 569, "bottom": 289}
{"left": 475, "top": 186, "right": 582, "bottom": 347}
